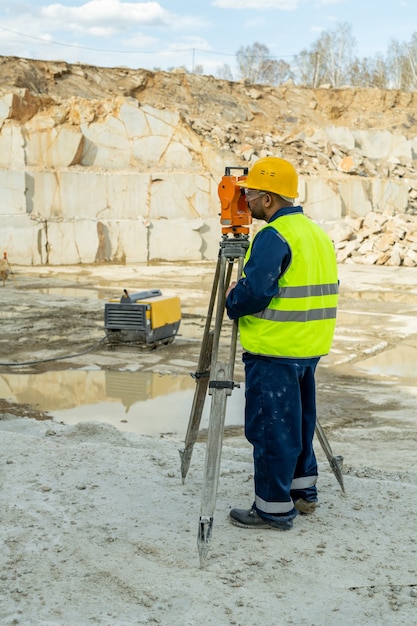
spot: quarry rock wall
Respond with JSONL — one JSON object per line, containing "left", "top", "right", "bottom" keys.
{"left": 1, "top": 88, "right": 417, "bottom": 266}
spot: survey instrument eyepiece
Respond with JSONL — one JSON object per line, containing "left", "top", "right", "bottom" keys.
{"left": 218, "top": 166, "right": 251, "bottom": 235}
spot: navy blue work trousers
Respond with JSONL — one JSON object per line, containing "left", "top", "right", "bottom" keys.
{"left": 243, "top": 352, "right": 319, "bottom": 520}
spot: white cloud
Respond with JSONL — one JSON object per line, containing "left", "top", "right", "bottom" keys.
{"left": 41, "top": 0, "right": 172, "bottom": 30}
{"left": 118, "top": 33, "right": 159, "bottom": 50}
{"left": 310, "top": 25, "right": 324, "bottom": 34}
{"left": 213, "top": 0, "right": 299, "bottom": 9}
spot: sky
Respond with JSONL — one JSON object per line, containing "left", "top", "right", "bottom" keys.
{"left": 0, "top": 0, "right": 415, "bottom": 77}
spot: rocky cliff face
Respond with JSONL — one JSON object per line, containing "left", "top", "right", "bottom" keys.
{"left": 1, "top": 55, "right": 417, "bottom": 266}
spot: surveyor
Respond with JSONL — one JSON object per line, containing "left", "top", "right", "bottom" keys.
{"left": 225, "top": 156, "right": 339, "bottom": 530}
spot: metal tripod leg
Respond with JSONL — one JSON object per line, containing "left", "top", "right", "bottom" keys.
{"left": 179, "top": 244, "right": 236, "bottom": 483}
{"left": 197, "top": 253, "right": 244, "bottom": 567}
{"left": 179, "top": 252, "right": 222, "bottom": 483}
{"left": 315, "top": 419, "right": 345, "bottom": 492}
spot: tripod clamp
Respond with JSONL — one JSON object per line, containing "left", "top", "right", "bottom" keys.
{"left": 219, "top": 234, "right": 250, "bottom": 260}
{"left": 209, "top": 380, "right": 240, "bottom": 390}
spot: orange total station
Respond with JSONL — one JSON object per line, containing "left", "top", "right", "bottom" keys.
{"left": 218, "top": 167, "right": 251, "bottom": 235}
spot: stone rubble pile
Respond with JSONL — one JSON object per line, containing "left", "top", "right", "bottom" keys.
{"left": 329, "top": 210, "right": 417, "bottom": 266}
{"left": 188, "top": 115, "right": 417, "bottom": 216}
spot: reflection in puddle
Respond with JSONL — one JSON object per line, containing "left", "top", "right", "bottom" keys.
{"left": 0, "top": 370, "right": 245, "bottom": 437}
{"left": 36, "top": 287, "right": 104, "bottom": 299}
{"left": 352, "top": 344, "right": 417, "bottom": 382}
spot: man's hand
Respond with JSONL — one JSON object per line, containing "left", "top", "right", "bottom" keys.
{"left": 226, "top": 281, "right": 237, "bottom": 298}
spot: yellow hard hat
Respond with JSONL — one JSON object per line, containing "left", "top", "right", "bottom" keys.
{"left": 237, "top": 157, "right": 299, "bottom": 198}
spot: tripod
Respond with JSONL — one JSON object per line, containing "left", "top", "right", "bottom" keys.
{"left": 179, "top": 233, "right": 249, "bottom": 567}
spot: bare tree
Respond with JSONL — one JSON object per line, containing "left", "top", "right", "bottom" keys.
{"left": 296, "top": 49, "right": 325, "bottom": 87}
{"left": 406, "top": 33, "right": 417, "bottom": 87}
{"left": 349, "top": 53, "right": 389, "bottom": 89}
{"left": 386, "top": 39, "right": 408, "bottom": 89}
{"left": 224, "top": 26, "right": 417, "bottom": 90}
{"left": 296, "top": 22, "right": 356, "bottom": 87}
{"left": 235, "top": 42, "right": 293, "bottom": 85}
{"left": 216, "top": 63, "right": 234, "bottom": 81}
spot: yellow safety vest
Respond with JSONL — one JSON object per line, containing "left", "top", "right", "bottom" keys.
{"left": 238, "top": 213, "right": 339, "bottom": 359}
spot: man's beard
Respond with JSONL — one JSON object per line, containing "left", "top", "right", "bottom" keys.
{"left": 248, "top": 203, "right": 266, "bottom": 221}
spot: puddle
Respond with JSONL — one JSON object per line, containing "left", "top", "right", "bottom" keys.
{"left": 0, "top": 370, "right": 245, "bottom": 438}
{"left": 351, "top": 343, "right": 417, "bottom": 383}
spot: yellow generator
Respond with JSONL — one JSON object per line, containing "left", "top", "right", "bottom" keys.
{"left": 104, "top": 289, "right": 181, "bottom": 346}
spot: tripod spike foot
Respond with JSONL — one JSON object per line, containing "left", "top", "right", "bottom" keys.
{"left": 197, "top": 515, "right": 213, "bottom": 568}
{"left": 179, "top": 447, "right": 191, "bottom": 484}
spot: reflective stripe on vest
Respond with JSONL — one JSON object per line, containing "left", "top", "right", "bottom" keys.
{"left": 277, "top": 283, "right": 339, "bottom": 298}
{"left": 238, "top": 213, "right": 339, "bottom": 359}
{"left": 252, "top": 306, "right": 337, "bottom": 323}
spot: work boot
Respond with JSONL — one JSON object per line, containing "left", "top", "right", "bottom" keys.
{"left": 294, "top": 498, "right": 317, "bottom": 515}
{"left": 229, "top": 506, "right": 293, "bottom": 530}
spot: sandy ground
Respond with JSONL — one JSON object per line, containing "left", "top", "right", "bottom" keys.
{"left": 1, "top": 261, "right": 417, "bottom": 625}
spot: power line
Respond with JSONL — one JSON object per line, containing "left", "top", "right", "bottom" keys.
{"left": 0, "top": 25, "right": 230, "bottom": 56}
{"left": 0, "top": 25, "right": 296, "bottom": 60}
{"left": 0, "top": 26, "right": 166, "bottom": 54}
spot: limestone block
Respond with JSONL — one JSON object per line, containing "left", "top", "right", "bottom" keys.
{"left": 354, "top": 130, "right": 412, "bottom": 161}
{"left": 29, "top": 171, "right": 57, "bottom": 217}
{"left": 1, "top": 215, "right": 45, "bottom": 265}
{"left": 31, "top": 170, "right": 150, "bottom": 220}
{"left": 118, "top": 102, "right": 149, "bottom": 139}
{"left": 43, "top": 218, "right": 149, "bottom": 265}
{"left": 160, "top": 141, "right": 194, "bottom": 169}
{"left": 0, "top": 94, "right": 13, "bottom": 124}
{"left": 359, "top": 252, "right": 379, "bottom": 265}
{"left": 386, "top": 242, "right": 402, "bottom": 266}
{"left": 0, "top": 124, "right": 25, "bottom": 167}
{"left": 309, "top": 126, "right": 355, "bottom": 150}
{"left": 0, "top": 91, "right": 38, "bottom": 125}
{"left": 81, "top": 116, "right": 130, "bottom": 167}
{"left": 0, "top": 170, "right": 26, "bottom": 215}
{"left": 336, "top": 239, "right": 358, "bottom": 263}
{"left": 201, "top": 144, "right": 231, "bottom": 181}
{"left": 337, "top": 179, "right": 373, "bottom": 217}
{"left": 149, "top": 174, "right": 215, "bottom": 220}
{"left": 328, "top": 221, "right": 354, "bottom": 244}
{"left": 148, "top": 218, "right": 204, "bottom": 262}
{"left": 404, "top": 248, "right": 417, "bottom": 266}
{"left": 132, "top": 136, "right": 171, "bottom": 166}
{"left": 45, "top": 220, "right": 99, "bottom": 264}
{"left": 94, "top": 219, "right": 148, "bottom": 264}
{"left": 24, "top": 125, "right": 84, "bottom": 167}
{"left": 385, "top": 216, "right": 407, "bottom": 240}
{"left": 373, "top": 233, "right": 394, "bottom": 252}
{"left": 120, "top": 102, "right": 201, "bottom": 168}
{"left": 362, "top": 211, "right": 385, "bottom": 232}
{"left": 302, "top": 178, "right": 343, "bottom": 221}
{"left": 371, "top": 179, "right": 408, "bottom": 213}
{"left": 357, "top": 239, "right": 374, "bottom": 254}
{"left": 141, "top": 104, "right": 180, "bottom": 136}
{"left": 297, "top": 177, "right": 306, "bottom": 203}
{"left": 172, "top": 124, "right": 203, "bottom": 154}
{"left": 49, "top": 127, "right": 83, "bottom": 167}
